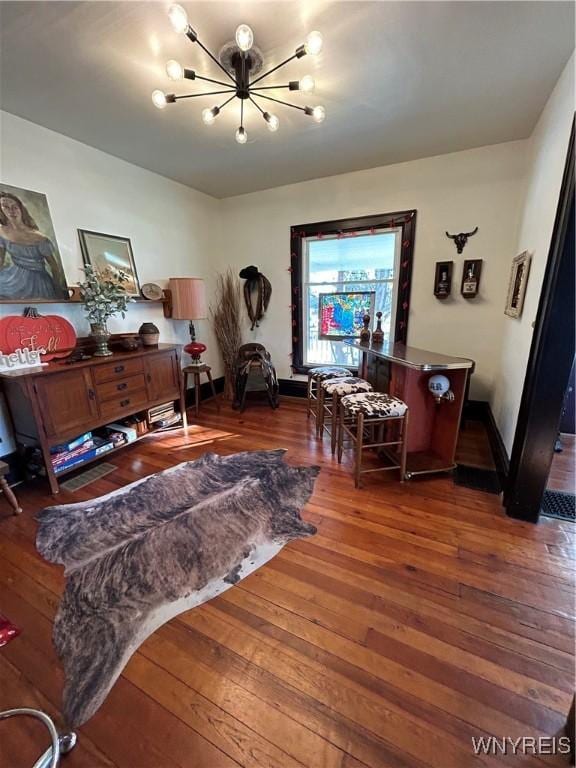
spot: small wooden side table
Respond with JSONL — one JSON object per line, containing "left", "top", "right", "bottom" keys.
{"left": 0, "top": 461, "right": 22, "bottom": 515}
{"left": 183, "top": 364, "right": 220, "bottom": 417}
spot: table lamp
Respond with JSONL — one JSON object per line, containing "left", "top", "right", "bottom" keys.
{"left": 168, "top": 277, "right": 207, "bottom": 366}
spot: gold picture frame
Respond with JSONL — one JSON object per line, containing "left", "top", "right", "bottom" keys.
{"left": 505, "top": 251, "right": 531, "bottom": 318}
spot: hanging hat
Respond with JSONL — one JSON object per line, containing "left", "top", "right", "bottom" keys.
{"left": 239, "top": 265, "right": 260, "bottom": 280}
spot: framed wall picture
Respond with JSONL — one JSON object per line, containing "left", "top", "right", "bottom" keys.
{"left": 434, "top": 261, "right": 453, "bottom": 299}
{"left": 78, "top": 229, "right": 140, "bottom": 297}
{"left": 505, "top": 251, "right": 531, "bottom": 318}
{"left": 0, "top": 183, "right": 69, "bottom": 302}
{"left": 318, "top": 291, "right": 376, "bottom": 340}
{"left": 461, "top": 259, "right": 482, "bottom": 299}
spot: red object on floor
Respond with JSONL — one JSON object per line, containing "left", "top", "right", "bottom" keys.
{"left": 0, "top": 614, "right": 21, "bottom": 647}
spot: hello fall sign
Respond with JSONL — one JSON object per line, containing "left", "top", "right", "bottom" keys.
{"left": 0, "top": 309, "right": 77, "bottom": 371}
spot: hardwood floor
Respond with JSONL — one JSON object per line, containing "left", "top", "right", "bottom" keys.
{"left": 1, "top": 398, "right": 574, "bottom": 768}
{"left": 547, "top": 434, "right": 576, "bottom": 493}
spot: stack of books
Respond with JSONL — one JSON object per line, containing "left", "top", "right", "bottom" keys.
{"left": 147, "top": 402, "right": 180, "bottom": 428}
{"left": 50, "top": 432, "right": 115, "bottom": 474}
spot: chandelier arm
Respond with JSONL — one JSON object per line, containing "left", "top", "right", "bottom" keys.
{"left": 249, "top": 53, "right": 299, "bottom": 86}
{"left": 250, "top": 92, "right": 307, "bottom": 112}
{"left": 195, "top": 73, "right": 235, "bottom": 88}
{"left": 248, "top": 95, "right": 265, "bottom": 115}
{"left": 249, "top": 84, "right": 291, "bottom": 91}
{"left": 217, "top": 94, "right": 237, "bottom": 110}
{"left": 174, "top": 89, "right": 236, "bottom": 101}
{"left": 194, "top": 38, "right": 237, "bottom": 84}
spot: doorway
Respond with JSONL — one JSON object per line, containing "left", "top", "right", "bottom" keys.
{"left": 504, "top": 120, "right": 575, "bottom": 523}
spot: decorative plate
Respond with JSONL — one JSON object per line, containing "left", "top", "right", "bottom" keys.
{"left": 141, "top": 283, "right": 164, "bottom": 301}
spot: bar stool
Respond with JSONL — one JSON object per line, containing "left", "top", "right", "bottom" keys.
{"left": 337, "top": 392, "right": 409, "bottom": 488}
{"left": 306, "top": 367, "right": 352, "bottom": 425}
{"left": 317, "top": 376, "right": 373, "bottom": 445}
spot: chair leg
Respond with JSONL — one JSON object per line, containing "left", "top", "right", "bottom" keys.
{"left": 307, "top": 375, "right": 313, "bottom": 419}
{"left": 337, "top": 403, "right": 345, "bottom": 464}
{"left": 316, "top": 387, "right": 324, "bottom": 438}
{"left": 206, "top": 369, "right": 220, "bottom": 411}
{"left": 194, "top": 373, "right": 200, "bottom": 417}
{"left": 354, "top": 412, "right": 364, "bottom": 489}
{"left": 400, "top": 410, "right": 409, "bottom": 481}
{"left": 331, "top": 393, "right": 339, "bottom": 455}
{"left": 0, "top": 476, "right": 22, "bottom": 515}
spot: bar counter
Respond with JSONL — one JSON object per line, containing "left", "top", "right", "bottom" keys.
{"left": 343, "top": 339, "right": 475, "bottom": 478}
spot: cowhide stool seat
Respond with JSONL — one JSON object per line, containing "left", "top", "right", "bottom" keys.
{"left": 306, "top": 366, "right": 352, "bottom": 426}
{"left": 317, "top": 376, "right": 373, "bottom": 445}
{"left": 337, "top": 392, "right": 409, "bottom": 488}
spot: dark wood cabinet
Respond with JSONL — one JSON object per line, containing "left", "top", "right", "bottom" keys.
{"left": 144, "top": 352, "right": 180, "bottom": 401}
{"left": 1, "top": 344, "right": 186, "bottom": 494}
{"left": 35, "top": 369, "right": 99, "bottom": 439}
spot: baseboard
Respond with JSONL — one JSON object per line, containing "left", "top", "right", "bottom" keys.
{"left": 485, "top": 404, "right": 510, "bottom": 483}
{"left": 278, "top": 379, "right": 307, "bottom": 398}
{"left": 464, "top": 399, "right": 509, "bottom": 483}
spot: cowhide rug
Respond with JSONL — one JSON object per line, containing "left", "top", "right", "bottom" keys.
{"left": 36, "top": 449, "right": 319, "bottom": 727}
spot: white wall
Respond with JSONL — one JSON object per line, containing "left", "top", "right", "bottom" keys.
{"left": 0, "top": 111, "right": 223, "bottom": 375}
{"left": 492, "top": 55, "right": 575, "bottom": 454}
{"left": 219, "top": 141, "right": 526, "bottom": 399}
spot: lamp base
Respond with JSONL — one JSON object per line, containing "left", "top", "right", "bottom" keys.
{"left": 184, "top": 341, "right": 207, "bottom": 366}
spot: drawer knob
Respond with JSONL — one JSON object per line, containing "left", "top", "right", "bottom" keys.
{"left": 117, "top": 382, "right": 128, "bottom": 391}
{"left": 120, "top": 399, "right": 130, "bottom": 407}
{"left": 114, "top": 365, "right": 125, "bottom": 374}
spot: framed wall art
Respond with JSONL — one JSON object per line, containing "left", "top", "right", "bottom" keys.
{"left": 434, "top": 261, "right": 453, "bottom": 299}
{"left": 461, "top": 259, "right": 482, "bottom": 299}
{"left": 78, "top": 229, "right": 140, "bottom": 297}
{"left": 318, "top": 291, "right": 376, "bottom": 340}
{"left": 0, "top": 183, "right": 68, "bottom": 302}
{"left": 505, "top": 251, "right": 531, "bottom": 318}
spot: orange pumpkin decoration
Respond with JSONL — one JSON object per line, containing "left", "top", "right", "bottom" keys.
{"left": 0, "top": 307, "right": 77, "bottom": 361}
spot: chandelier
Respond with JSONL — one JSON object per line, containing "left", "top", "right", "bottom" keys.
{"left": 152, "top": 4, "right": 325, "bottom": 144}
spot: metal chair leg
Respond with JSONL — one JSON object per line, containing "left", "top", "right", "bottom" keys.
{"left": 354, "top": 412, "right": 364, "bottom": 488}
{"left": 400, "top": 410, "right": 409, "bottom": 481}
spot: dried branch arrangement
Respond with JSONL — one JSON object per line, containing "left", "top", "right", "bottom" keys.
{"left": 211, "top": 269, "right": 242, "bottom": 400}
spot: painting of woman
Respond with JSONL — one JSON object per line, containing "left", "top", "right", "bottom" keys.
{"left": 0, "top": 185, "right": 68, "bottom": 301}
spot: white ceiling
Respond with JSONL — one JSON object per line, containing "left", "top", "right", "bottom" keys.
{"left": 0, "top": 1, "right": 573, "bottom": 198}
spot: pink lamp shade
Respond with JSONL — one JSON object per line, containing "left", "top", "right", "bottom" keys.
{"left": 169, "top": 278, "right": 207, "bottom": 320}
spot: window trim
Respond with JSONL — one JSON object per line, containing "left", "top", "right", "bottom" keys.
{"left": 290, "top": 210, "right": 417, "bottom": 375}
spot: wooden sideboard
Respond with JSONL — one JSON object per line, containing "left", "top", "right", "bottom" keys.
{"left": 1, "top": 344, "right": 186, "bottom": 494}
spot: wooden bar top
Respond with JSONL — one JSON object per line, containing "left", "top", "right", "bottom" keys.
{"left": 342, "top": 338, "right": 474, "bottom": 371}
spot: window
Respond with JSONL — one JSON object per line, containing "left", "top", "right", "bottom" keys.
{"left": 303, "top": 231, "right": 401, "bottom": 368}
{"left": 290, "top": 211, "right": 417, "bottom": 374}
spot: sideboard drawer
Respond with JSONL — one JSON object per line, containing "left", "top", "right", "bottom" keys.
{"left": 93, "top": 357, "right": 144, "bottom": 384}
{"left": 96, "top": 374, "right": 146, "bottom": 402}
{"left": 98, "top": 389, "right": 148, "bottom": 420}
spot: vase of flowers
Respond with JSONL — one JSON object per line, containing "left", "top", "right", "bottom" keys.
{"left": 78, "top": 265, "right": 133, "bottom": 356}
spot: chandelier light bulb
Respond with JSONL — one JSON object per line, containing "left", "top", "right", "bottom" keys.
{"left": 305, "top": 31, "right": 323, "bottom": 56}
{"left": 299, "top": 75, "right": 315, "bottom": 93}
{"left": 264, "top": 113, "right": 280, "bottom": 132}
{"left": 152, "top": 89, "right": 168, "bottom": 109}
{"left": 235, "top": 126, "right": 248, "bottom": 144}
{"left": 202, "top": 107, "right": 218, "bottom": 125}
{"left": 312, "top": 105, "right": 326, "bottom": 123}
{"left": 235, "top": 24, "right": 254, "bottom": 52}
{"left": 168, "top": 4, "right": 189, "bottom": 34}
{"left": 166, "top": 59, "right": 183, "bottom": 80}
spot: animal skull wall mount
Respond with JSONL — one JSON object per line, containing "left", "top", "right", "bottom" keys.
{"left": 446, "top": 227, "right": 478, "bottom": 254}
